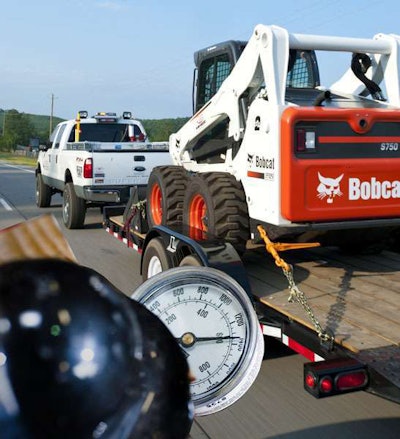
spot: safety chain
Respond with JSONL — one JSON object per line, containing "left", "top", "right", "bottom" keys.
{"left": 257, "top": 225, "right": 334, "bottom": 345}
{"left": 124, "top": 200, "right": 147, "bottom": 233}
{"left": 282, "top": 265, "right": 333, "bottom": 344}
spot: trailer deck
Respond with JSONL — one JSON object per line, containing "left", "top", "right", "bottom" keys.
{"left": 104, "top": 209, "right": 400, "bottom": 400}
{"left": 245, "top": 245, "right": 400, "bottom": 389}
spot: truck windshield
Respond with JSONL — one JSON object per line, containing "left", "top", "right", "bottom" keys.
{"left": 69, "top": 123, "right": 143, "bottom": 142}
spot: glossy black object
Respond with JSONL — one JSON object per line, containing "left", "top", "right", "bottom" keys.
{"left": 0, "top": 259, "right": 192, "bottom": 438}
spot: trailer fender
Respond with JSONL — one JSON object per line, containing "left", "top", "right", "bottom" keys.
{"left": 140, "top": 225, "right": 252, "bottom": 296}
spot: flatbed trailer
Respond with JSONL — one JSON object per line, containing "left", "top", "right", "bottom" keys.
{"left": 247, "top": 244, "right": 400, "bottom": 402}
{"left": 103, "top": 203, "right": 400, "bottom": 405}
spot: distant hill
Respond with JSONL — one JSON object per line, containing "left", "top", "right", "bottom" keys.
{"left": 27, "top": 114, "right": 65, "bottom": 135}
{"left": 141, "top": 117, "right": 189, "bottom": 141}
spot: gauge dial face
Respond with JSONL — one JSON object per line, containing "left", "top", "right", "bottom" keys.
{"left": 132, "top": 266, "right": 264, "bottom": 416}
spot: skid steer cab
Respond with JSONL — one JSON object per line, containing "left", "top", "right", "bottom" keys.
{"left": 144, "top": 24, "right": 400, "bottom": 255}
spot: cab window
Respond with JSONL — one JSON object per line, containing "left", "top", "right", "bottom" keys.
{"left": 286, "top": 50, "right": 318, "bottom": 88}
{"left": 68, "top": 124, "right": 145, "bottom": 142}
{"left": 197, "top": 54, "right": 232, "bottom": 110}
{"left": 53, "top": 124, "right": 66, "bottom": 149}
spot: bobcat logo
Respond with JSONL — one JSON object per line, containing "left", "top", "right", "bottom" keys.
{"left": 317, "top": 172, "right": 344, "bottom": 204}
{"left": 247, "top": 154, "right": 254, "bottom": 165}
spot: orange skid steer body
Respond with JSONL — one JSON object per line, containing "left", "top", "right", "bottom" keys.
{"left": 281, "top": 107, "right": 400, "bottom": 223}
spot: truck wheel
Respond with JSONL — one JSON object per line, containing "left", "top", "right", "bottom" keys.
{"left": 35, "top": 173, "right": 52, "bottom": 207}
{"left": 183, "top": 173, "right": 249, "bottom": 254}
{"left": 63, "top": 182, "right": 86, "bottom": 229}
{"left": 142, "top": 237, "right": 172, "bottom": 281}
{"left": 146, "top": 166, "right": 187, "bottom": 228}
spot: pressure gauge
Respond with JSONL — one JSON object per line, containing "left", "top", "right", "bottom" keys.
{"left": 132, "top": 266, "right": 264, "bottom": 416}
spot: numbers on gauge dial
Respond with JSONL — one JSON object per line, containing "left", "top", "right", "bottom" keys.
{"left": 146, "top": 283, "right": 248, "bottom": 399}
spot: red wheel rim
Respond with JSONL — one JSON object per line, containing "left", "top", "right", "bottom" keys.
{"left": 189, "top": 194, "right": 207, "bottom": 240}
{"left": 150, "top": 183, "right": 162, "bottom": 225}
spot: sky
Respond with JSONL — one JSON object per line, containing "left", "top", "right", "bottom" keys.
{"left": 0, "top": 0, "right": 399, "bottom": 120}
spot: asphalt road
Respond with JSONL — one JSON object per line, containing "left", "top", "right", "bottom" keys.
{"left": 1, "top": 162, "right": 400, "bottom": 438}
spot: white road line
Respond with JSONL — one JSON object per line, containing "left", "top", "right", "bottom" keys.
{"left": 0, "top": 198, "right": 13, "bottom": 211}
{"left": 0, "top": 163, "right": 35, "bottom": 173}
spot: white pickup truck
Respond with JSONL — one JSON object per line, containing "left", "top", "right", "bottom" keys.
{"left": 35, "top": 111, "right": 172, "bottom": 229}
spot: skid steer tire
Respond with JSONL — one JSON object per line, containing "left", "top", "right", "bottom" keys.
{"left": 63, "top": 182, "right": 86, "bottom": 229}
{"left": 146, "top": 166, "right": 187, "bottom": 228}
{"left": 35, "top": 173, "right": 52, "bottom": 207}
{"left": 183, "top": 172, "right": 249, "bottom": 254}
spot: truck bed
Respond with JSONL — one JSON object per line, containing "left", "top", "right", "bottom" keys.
{"left": 244, "top": 245, "right": 400, "bottom": 388}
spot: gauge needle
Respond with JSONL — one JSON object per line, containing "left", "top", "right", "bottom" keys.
{"left": 176, "top": 332, "right": 241, "bottom": 348}
{"left": 196, "top": 336, "right": 241, "bottom": 341}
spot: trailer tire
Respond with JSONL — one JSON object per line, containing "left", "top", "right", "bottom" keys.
{"left": 63, "top": 182, "right": 86, "bottom": 229}
{"left": 142, "top": 237, "right": 173, "bottom": 281}
{"left": 179, "top": 255, "right": 203, "bottom": 267}
{"left": 183, "top": 172, "right": 249, "bottom": 254}
{"left": 35, "top": 173, "right": 52, "bottom": 207}
{"left": 146, "top": 166, "right": 187, "bottom": 228}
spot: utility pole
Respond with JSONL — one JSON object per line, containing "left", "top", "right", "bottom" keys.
{"left": 49, "top": 93, "right": 55, "bottom": 137}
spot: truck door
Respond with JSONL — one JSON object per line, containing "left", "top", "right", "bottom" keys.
{"left": 48, "top": 123, "right": 66, "bottom": 180}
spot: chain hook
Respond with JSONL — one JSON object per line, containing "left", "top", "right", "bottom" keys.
{"left": 257, "top": 225, "right": 334, "bottom": 346}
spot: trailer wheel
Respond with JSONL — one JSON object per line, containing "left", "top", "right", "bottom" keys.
{"left": 146, "top": 166, "right": 187, "bottom": 228}
{"left": 142, "top": 237, "right": 173, "bottom": 281}
{"left": 179, "top": 255, "right": 203, "bottom": 267}
{"left": 63, "top": 182, "right": 86, "bottom": 229}
{"left": 183, "top": 173, "right": 249, "bottom": 254}
{"left": 35, "top": 173, "right": 52, "bottom": 207}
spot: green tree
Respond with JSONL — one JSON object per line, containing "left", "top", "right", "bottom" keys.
{"left": 0, "top": 109, "right": 36, "bottom": 151}
{"left": 142, "top": 117, "right": 189, "bottom": 141}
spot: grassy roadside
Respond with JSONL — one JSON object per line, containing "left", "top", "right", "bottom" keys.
{"left": 0, "top": 152, "right": 37, "bottom": 167}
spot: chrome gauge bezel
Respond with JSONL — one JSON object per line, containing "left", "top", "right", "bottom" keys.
{"left": 132, "top": 266, "right": 264, "bottom": 416}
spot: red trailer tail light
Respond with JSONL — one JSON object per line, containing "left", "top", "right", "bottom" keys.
{"left": 304, "top": 358, "right": 368, "bottom": 398}
{"left": 336, "top": 370, "right": 368, "bottom": 391}
{"left": 319, "top": 376, "right": 333, "bottom": 393}
{"left": 305, "top": 372, "right": 317, "bottom": 389}
{"left": 83, "top": 158, "right": 93, "bottom": 178}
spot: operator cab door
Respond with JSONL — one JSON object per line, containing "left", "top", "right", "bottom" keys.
{"left": 193, "top": 40, "right": 246, "bottom": 114}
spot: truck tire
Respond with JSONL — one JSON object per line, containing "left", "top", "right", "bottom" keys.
{"left": 183, "top": 172, "right": 249, "bottom": 254}
{"left": 63, "top": 182, "right": 86, "bottom": 229}
{"left": 142, "top": 237, "right": 173, "bottom": 281}
{"left": 35, "top": 173, "right": 52, "bottom": 207}
{"left": 146, "top": 166, "right": 187, "bottom": 228}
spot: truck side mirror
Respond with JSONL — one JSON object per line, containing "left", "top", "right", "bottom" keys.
{"left": 39, "top": 142, "right": 51, "bottom": 151}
